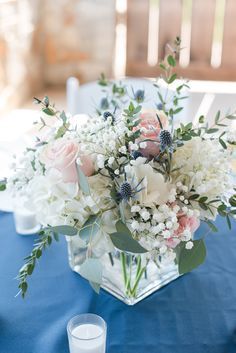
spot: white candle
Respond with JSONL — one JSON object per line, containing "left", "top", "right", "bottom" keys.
{"left": 13, "top": 208, "right": 40, "bottom": 235}
{"left": 67, "top": 314, "right": 106, "bottom": 353}
{"left": 69, "top": 324, "right": 105, "bottom": 353}
{"left": 67, "top": 77, "right": 80, "bottom": 116}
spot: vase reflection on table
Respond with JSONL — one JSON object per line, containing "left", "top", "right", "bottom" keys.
{"left": 67, "top": 235, "right": 181, "bottom": 305}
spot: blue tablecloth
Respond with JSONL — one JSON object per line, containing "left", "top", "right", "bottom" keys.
{"left": 1, "top": 212, "right": 236, "bottom": 353}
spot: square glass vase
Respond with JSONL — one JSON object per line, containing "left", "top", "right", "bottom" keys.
{"left": 66, "top": 236, "right": 180, "bottom": 305}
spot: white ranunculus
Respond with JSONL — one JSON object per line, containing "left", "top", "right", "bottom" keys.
{"left": 128, "top": 164, "right": 172, "bottom": 206}
{"left": 25, "top": 169, "right": 79, "bottom": 227}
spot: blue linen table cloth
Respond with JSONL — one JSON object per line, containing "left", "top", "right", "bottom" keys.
{"left": 0, "top": 212, "right": 236, "bottom": 353}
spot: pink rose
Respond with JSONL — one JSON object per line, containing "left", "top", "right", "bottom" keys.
{"left": 175, "top": 215, "right": 200, "bottom": 237}
{"left": 135, "top": 109, "right": 168, "bottom": 158}
{"left": 40, "top": 138, "right": 94, "bottom": 183}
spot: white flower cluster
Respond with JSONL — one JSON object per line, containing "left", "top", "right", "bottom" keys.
{"left": 172, "top": 137, "right": 233, "bottom": 218}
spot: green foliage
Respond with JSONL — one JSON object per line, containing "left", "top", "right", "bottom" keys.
{"left": 45, "top": 225, "right": 78, "bottom": 236}
{"left": 98, "top": 73, "right": 109, "bottom": 86}
{"left": 205, "top": 220, "right": 218, "bottom": 233}
{"left": 112, "top": 82, "right": 126, "bottom": 97}
{"left": 0, "top": 179, "right": 6, "bottom": 191}
{"left": 17, "top": 229, "right": 55, "bottom": 297}
{"left": 229, "top": 195, "right": 236, "bottom": 207}
{"left": 76, "top": 165, "right": 90, "bottom": 195}
{"left": 123, "top": 102, "right": 142, "bottom": 118}
{"left": 167, "top": 55, "right": 176, "bottom": 67}
{"left": 79, "top": 215, "right": 101, "bottom": 242}
{"left": 17, "top": 223, "right": 79, "bottom": 297}
{"left": 178, "top": 239, "right": 207, "bottom": 274}
{"left": 109, "top": 221, "right": 147, "bottom": 253}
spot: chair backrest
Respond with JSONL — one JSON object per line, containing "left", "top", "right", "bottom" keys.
{"left": 126, "top": 0, "right": 236, "bottom": 80}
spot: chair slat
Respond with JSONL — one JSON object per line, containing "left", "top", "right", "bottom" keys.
{"left": 158, "top": 0, "right": 182, "bottom": 60}
{"left": 222, "top": 0, "right": 236, "bottom": 66}
{"left": 190, "top": 0, "right": 216, "bottom": 62}
{"left": 126, "top": 0, "right": 150, "bottom": 63}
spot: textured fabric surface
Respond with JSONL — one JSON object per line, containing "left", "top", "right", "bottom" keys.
{"left": 0, "top": 212, "right": 236, "bottom": 353}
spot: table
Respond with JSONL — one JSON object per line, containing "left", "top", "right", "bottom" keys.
{"left": 1, "top": 212, "right": 236, "bottom": 353}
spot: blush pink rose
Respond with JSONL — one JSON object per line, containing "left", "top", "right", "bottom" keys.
{"left": 40, "top": 138, "right": 94, "bottom": 183}
{"left": 135, "top": 109, "right": 168, "bottom": 158}
{"left": 174, "top": 215, "right": 200, "bottom": 237}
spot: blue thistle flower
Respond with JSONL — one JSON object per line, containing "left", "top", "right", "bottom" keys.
{"left": 159, "top": 130, "right": 172, "bottom": 151}
{"left": 120, "top": 182, "right": 132, "bottom": 201}
{"left": 132, "top": 151, "right": 143, "bottom": 159}
{"left": 100, "top": 97, "right": 109, "bottom": 110}
{"left": 118, "top": 178, "right": 145, "bottom": 202}
{"left": 157, "top": 103, "right": 163, "bottom": 110}
{"left": 134, "top": 89, "right": 145, "bottom": 103}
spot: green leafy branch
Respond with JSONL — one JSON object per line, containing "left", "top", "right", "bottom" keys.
{"left": 156, "top": 37, "right": 189, "bottom": 120}
{"left": 17, "top": 225, "right": 78, "bottom": 298}
{"left": 188, "top": 193, "right": 236, "bottom": 230}
{"left": 0, "top": 179, "right": 7, "bottom": 191}
{"left": 34, "top": 96, "right": 70, "bottom": 139}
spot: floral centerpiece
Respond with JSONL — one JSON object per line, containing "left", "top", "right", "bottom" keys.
{"left": 3, "top": 38, "right": 236, "bottom": 304}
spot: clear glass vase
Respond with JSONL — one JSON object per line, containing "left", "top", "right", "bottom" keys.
{"left": 66, "top": 236, "right": 180, "bottom": 305}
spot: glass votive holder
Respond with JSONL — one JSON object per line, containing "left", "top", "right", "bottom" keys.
{"left": 13, "top": 196, "right": 40, "bottom": 235}
{"left": 67, "top": 313, "right": 107, "bottom": 353}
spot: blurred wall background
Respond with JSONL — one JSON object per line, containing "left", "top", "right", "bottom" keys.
{"left": 0, "top": 0, "right": 115, "bottom": 115}
{"left": 1, "top": 0, "right": 236, "bottom": 115}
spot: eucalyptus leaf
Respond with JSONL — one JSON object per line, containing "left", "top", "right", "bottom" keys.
{"left": 205, "top": 220, "right": 218, "bottom": 232}
{"left": 77, "top": 165, "right": 90, "bottom": 195}
{"left": 45, "top": 225, "right": 78, "bottom": 236}
{"left": 219, "top": 138, "right": 227, "bottom": 149}
{"left": 206, "top": 128, "right": 218, "bottom": 134}
{"left": 79, "top": 215, "right": 101, "bottom": 242}
{"left": 42, "top": 108, "right": 55, "bottom": 116}
{"left": 167, "top": 55, "right": 176, "bottom": 67}
{"left": 79, "top": 258, "right": 103, "bottom": 285}
{"left": 226, "top": 115, "right": 236, "bottom": 120}
{"left": 178, "top": 239, "right": 207, "bottom": 274}
{"left": 168, "top": 73, "right": 177, "bottom": 84}
{"left": 109, "top": 221, "right": 147, "bottom": 253}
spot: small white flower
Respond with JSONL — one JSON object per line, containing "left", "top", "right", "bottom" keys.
{"left": 158, "top": 222, "right": 165, "bottom": 231}
{"left": 185, "top": 241, "right": 194, "bottom": 250}
{"left": 131, "top": 220, "right": 140, "bottom": 231}
{"left": 119, "top": 146, "right": 127, "bottom": 154}
{"left": 108, "top": 157, "right": 115, "bottom": 165}
{"left": 179, "top": 195, "right": 184, "bottom": 201}
{"left": 153, "top": 212, "right": 163, "bottom": 222}
{"left": 140, "top": 210, "right": 150, "bottom": 221}
{"left": 131, "top": 205, "right": 141, "bottom": 213}
{"left": 160, "top": 245, "right": 167, "bottom": 254}
{"left": 76, "top": 157, "right": 83, "bottom": 166}
{"left": 163, "top": 230, "right": 171, "bottom": 238}
{"left": 129, "top": 142, "right": 139, "bottom": 151}
{"left": 114, "top": 169, "right": 120, "bottom": 175}
{"left": 184, "top": 199, "right": 189, "bottom": 204}
{"left": 97, "top": 154, "right": 105, "bottom": 169}
{"left": 166, "top": 221, "right": 173, "bottom": 229}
